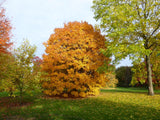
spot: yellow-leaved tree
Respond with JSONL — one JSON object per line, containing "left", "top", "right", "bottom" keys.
{"left": 42, "top": 21, "right": 111, "bottom": 97}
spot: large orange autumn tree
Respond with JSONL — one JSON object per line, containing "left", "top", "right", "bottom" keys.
{"left": 42, "top": 21, "right": 110, "bottom": 97}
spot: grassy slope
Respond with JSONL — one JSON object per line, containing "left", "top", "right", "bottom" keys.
{"left": 0, "top": 88, "right": 160, "bottom": 120}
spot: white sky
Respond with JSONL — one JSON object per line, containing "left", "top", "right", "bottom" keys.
{"left": 2, "top": 0, "right": 132, "bottom": 68}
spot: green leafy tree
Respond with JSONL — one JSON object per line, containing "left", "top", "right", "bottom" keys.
{"left": 0, "top": 53, "right": 16, "bottom": 94}
{"left": 31, "top": 56, "right": 44, "bottom": 93}
{"left": 92, "top": 0, "right": 160, "bottom": 95}
{"left": 13, "top": 40, "right": 36, "bottom": 101}
{"left": 0, "top": 40, "right": 38, "bottom": 103}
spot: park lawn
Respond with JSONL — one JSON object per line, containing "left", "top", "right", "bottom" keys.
{"left": 101, "top": 87, "right": 160, "bottom": 93}
{"left": 0, "top": 88, "right": 160, "bottom": 120}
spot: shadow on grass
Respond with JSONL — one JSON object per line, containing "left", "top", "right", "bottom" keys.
{"left": 1, "top": 95, "right": 159, "bottom": 120}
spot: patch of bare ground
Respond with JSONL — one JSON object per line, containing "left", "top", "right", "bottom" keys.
{"left": 2, "top": 115, "right": 36, "bottom": 120}
{"left": 0, "top": 97, "right": 32, "bottom": 108}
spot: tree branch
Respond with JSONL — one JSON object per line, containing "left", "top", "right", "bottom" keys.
{"left": 136, "top": 4, "right": 141, "bottom": 19}
{"left": 150, "top": 44, "right": 158, "bottom": 56}
{"left": 147, "top": 22, "right": 160, "bottom": 41}
{"left": 144, "top": 0, "right": 147, "bottom": 19}
{"left": 148, "top": 42, "right": 156, "bottom": 49}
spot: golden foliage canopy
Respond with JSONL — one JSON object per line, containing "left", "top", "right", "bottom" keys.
{"left": 42, "top": 21, "right": 110, "bottom": 97}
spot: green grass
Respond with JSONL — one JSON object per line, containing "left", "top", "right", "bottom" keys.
{"left": 0, "top": 88, "right": 160, "bottom": 120}
{"left": 101, "top": 87, "right": 160, "bottom": 93}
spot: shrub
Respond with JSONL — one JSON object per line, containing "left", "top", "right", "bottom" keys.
{"left": 105, "top": 73, "right": 118, "bottom": 88}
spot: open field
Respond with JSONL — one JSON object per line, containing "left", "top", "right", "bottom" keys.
{"left": 0, "top": 88, "right": 160, "bottom": 120}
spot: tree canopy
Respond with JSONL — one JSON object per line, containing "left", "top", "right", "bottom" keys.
{"left": 0, "top": 3, "right": 12, "bottom": 54}
{"left": 92, "top": 0, "right": 160, "bottom": 95}
{"left": 42, "top": 21, "right": 111, "bottom": 97}
{"left": 0, "top": 40, "right": 38, "bottom": 101}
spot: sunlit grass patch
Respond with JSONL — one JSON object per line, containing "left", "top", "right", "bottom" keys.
{"left": 99, "top": 92, "right": 160, "bottom": 108}
{"left": 101, "top": 87, "right": 160, "bottom": 93}
{"left": 0, "top": 88, "right": 160, "bottom": 120}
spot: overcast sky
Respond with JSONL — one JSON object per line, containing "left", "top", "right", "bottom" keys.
{"left": 2, "top": 0, "right": 132, "bottom": 68}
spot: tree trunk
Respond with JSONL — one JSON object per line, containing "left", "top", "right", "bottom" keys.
{"left": 9, "top": 88, "right": 13, "bottom": 97}
{"left": 146, "top": 55, "right": 154, "bottom": 96}
{"left": 19, "top": 87, "right": 23, "bottom": 105}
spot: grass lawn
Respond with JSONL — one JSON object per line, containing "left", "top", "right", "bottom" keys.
{"left": 0, "top": 88, "right": 160, "bottom": 120}
{"left": 101, "top": 87, "right": 160, "bottom": 93}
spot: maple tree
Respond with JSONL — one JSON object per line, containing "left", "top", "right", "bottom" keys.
{"left": 32, "top": 56, "right": 43, "bottom": 73}
{"left": 42, "top": 21, "right": 111, "bottom": 97}
{"left": 0, "top": 1, "right": 12, "bottom": 54}
{"left": 0, "top": 0, "right": 13, "bottom": 88}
